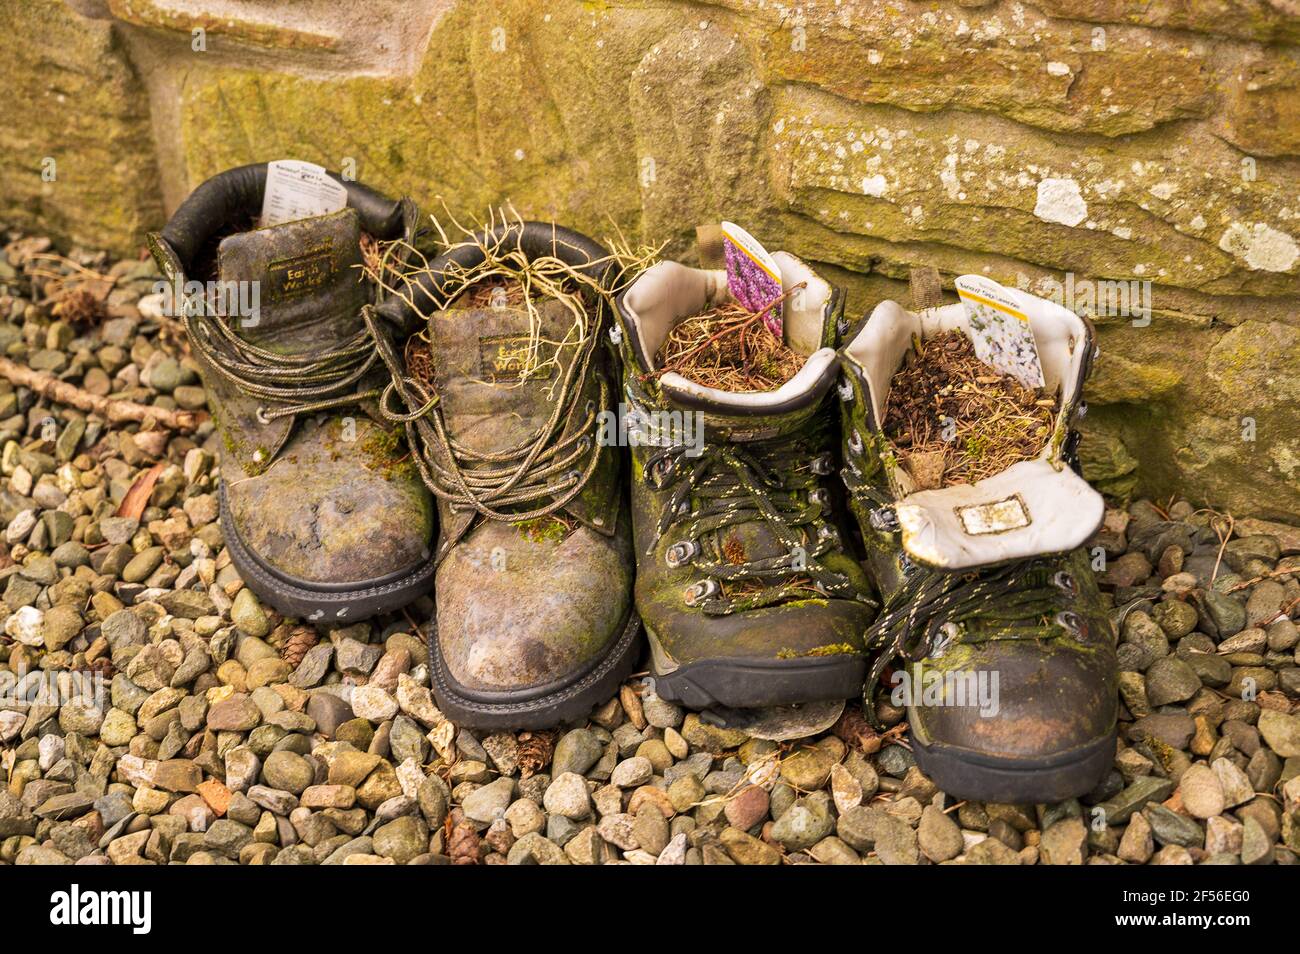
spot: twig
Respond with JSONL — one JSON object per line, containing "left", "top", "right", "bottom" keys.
{"left": 0, "top": 356, "right": 205, "bottom": 432}
{"left": 1210, "top": 514, "right": 1234, "bottom": 583}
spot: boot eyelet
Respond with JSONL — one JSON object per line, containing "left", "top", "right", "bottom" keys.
{"left": 848, "top": 430, "right": 863, "bottom": 454}
{"left": 647, "top": 457, "right": 671, "bottom": 487}
{"left": 869, "top": 506, "right": 899, "bottom": 533}
{"left": 675, "top": 501, "right": 690, "bottom": 517}
{"left": 817, "top": 524, "right": 840, "bottom": 547}
{"left": 838, "top": 379, "right": 854, "bottom": 402}
{"left": 666, "top": 540, "right": 699, "bottom": 568}
{"left": 255, "top": 406, "right": 272, "bottom": 425}
{"left": 683, "top": 579, "right": 719, "bottom": 607}
{"left": 609, "top": 325, "right": 623, "bottom": 346}
{"left": 809, "top": 488, "right": 830, "bottom": 509}
{"left": 1074, "top": 400, "right": 1088, "bottom": 421}
{"left": 577, "top": 436, "right": 592, "bottom": 454}
{"left": 1055, "top": 610, "right": 1083, "bottom": 634}
{"left": 931, "top": 621, "right": 962, "bottom": 657}
{"left": 585, "top": 400, "right": 596, "bottom": 416}
{"left": 563, "top": 469, "right": 582, "bottom": 485}
{"left": 1053, "top": 570, "right": 1078, "bottom": 597}
{"left": 810, "top": 453, "right": 833, "bottom": 475}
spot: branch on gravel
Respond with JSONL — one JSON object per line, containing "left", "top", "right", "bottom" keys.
{"left": 0, "top": 356, "right": 206, "bottom": 433}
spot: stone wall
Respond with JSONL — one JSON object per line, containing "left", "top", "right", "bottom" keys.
{"left": 2, "top": 0, "right": 1298, "bottom": 521}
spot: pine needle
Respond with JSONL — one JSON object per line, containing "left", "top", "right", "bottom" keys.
{"left": 653, "top": 283, "right": 807, "bottom": 393}
{"left": 884, "top": 330, "right": 1053, "bottom": 487}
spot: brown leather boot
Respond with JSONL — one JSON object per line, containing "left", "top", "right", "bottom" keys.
{"left": 149, "top": 163, "right": 436, "bottom": 622}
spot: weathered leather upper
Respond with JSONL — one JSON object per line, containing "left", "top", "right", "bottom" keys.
{"left": 614, "top": 259, "right": 876, "bottom": 669}
{"left": 149, "top": 165, "right": 435, "bottom": 589}
{"left": 836, "top": 298, "right": 1117, "bottom": 763}
{"left": 407, "top": 237, "right": 634, "bottom": 695}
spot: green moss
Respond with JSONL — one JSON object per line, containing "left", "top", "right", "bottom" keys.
{"left": 515, "top": 516, "right": 571, "bottom": 545}
{"left": 357, "top": 425, "right": 414, "bottom": 480}
{"left": 777, "top": 641, "right": 856, "bottom": 659}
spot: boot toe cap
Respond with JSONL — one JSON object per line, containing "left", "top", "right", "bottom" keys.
{"left": 907, "top": 631, "right": 1118, "bottom": 763}
{"left": 435, "top": 520, "right": 634, "bottom": 694}
{"left": 224, "top": 418, "right": 434, "bottom": 586}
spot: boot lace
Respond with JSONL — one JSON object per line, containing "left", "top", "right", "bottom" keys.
{"left": 366, "top": 306, "right": 604, "bottom": 523}
{"left": 185, "top": 296, "right": 382, "bottom": 422}
{"left": 646, "top": 421, "right": 861, "bottom": 615}
{"left": 861, "top": 558, "right": 1082, "bottom": 726}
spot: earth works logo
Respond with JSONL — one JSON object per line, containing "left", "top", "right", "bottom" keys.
{"left": 49, "top": 885, "right": 151, "bottom": 935}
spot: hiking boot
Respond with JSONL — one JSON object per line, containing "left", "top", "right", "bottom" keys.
{"left": 148, "top": 163, "right": 436, "bottom": 622}
{"left": 612, "top": 252, "right": 876, "bottom": 715}
{"left": 373, "top": 221, "right": 640, "bottom": 729}
{"left": 837, "top": 269, "right": 1117, "bottom": 803}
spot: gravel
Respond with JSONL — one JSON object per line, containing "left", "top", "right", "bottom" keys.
{"left": 0, "top": 234, "right": 1298, "bottom": 865}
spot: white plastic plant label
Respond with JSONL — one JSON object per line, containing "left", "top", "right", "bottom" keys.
{"left": 721, "top": 222, "right": 784, "bottom": 337}
{"left": 954, "top": 275, "right": 1045, "bottom": 389}
{"left": 260, "top": 159, "right": 349, "bottom": 227}
{"left": 956, "top": 494, "right": 1032, "bottom": 536}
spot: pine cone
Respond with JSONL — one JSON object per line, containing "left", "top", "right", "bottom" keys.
{"left": 516, "top": 729, "right": 557, "bottom": 778}
{"left": 51, "top": 286, "right": 106, "bottom": 327}
{"left": 831, "top": 705, "right": 881, "bottom": 754}
{"left": 279, "top": 626, "right": 320, "bottom": 670}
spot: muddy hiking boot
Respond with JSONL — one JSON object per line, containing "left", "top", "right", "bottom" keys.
{"left": 148, "top": 163, "right": 436, "bottom": 622}
{"left": 612, "top": 251, "right": 876, "bottom": 719}
{"left": 837, "top": 268, "right": 1118, "bottom": 803}
{"left": 372, "top": 221, "right": 641, "bottom": 729}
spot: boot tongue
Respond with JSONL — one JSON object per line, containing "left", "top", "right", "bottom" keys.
{"left": 215, "top": 209, "right": 367, "bottom": 352}
{"left": 426, "top": 296, "right": 581, "bottom": 456}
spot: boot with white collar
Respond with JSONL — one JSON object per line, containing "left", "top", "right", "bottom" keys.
{"left": 838, "top": 270, "right": 1117, "bottom": 803}
{"left": 614, "top": 250, "right": 876, "bottom": 720}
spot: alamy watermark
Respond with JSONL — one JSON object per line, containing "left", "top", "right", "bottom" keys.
{"left": 597, "top": 401, "right": 705, "bottom": 457}
{"left": 890, "top": 663, "right": 1001, "bottom": 718}
{"left": 151, "top": 276, "right": 261, "bottom": 327}
{"left": 1017, "top": 271, "right": 1151, "bottom": 326}
{"left": 0, "top": 663, "right": 106, "bottom": 712}
{"left": 49, "top": 885, "right": 151, "bottom": 934}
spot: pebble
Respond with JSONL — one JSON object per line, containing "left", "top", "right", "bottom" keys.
{"left": 543, "top": 773, "right": 592, "bottom": 820}
{"left": 918, "top": 803, "right": 964, "bottom": 862}
{"left": 1178, "top": 763, "right": 1226, "bottom": 819}
{"left": 350, "top": 686, "right": 399, "bottom": 723}
{"left": 611, "top": 756, "right": 654, "bottom": 788}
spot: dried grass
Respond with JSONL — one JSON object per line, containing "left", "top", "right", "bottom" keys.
{"left": 652, "top": 283, "right": 807, "bottom": 393}
{"left": 884, "top": 330, "right": 1054, "bottom": 488}
{"left": 372, "top": 203, "right": 661, "bottom": 400}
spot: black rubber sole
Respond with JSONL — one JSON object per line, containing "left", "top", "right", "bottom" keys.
{"left": 909, "top": 723, "right": 1117, "bottom": 804}
{"left": 220, "top": 487, "right": 436, "bottom": 623}
{"left": 646, "top": 628, "right": 866, "bottom": 711}
{"left": 429, "top": 609, "right": 644, "bottom": 731}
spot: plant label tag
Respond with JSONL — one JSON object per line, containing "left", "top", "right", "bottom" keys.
{"left": 956, "top": 494, "right": 1032, "bottom": 535}
{"left": 721, "top": 222, "right": 783, "bottom": 337}
{"left": 261, "top": 159, "right": 349, "bottom": 227}
{"left": 954, "top": 275, "right": 1045, "bottom": 389}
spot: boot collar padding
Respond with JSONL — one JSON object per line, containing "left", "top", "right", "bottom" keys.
{"left": 842, "top": 282, "right": 1102, "bottom": 570}
{"left": 621, "top": 252, "right": 837, "bottom": 411}
{"left": 159, "top": 162, "right": 408, "bottom": 271}
{"left": 893, "top": 460, "right": 1103, "bottom": 570}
